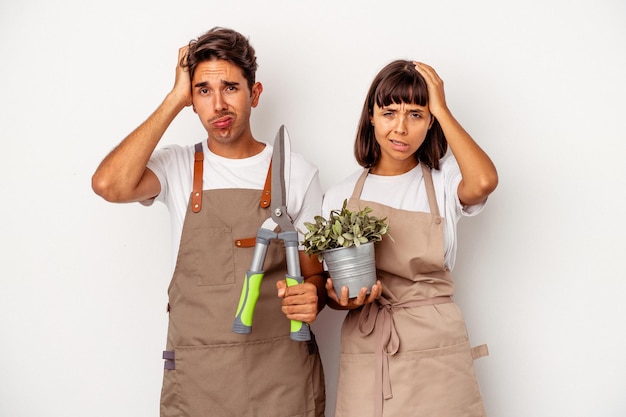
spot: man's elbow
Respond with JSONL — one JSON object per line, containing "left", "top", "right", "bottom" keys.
{"left": 91, "top": 174, "right": 123, "bottom": 202}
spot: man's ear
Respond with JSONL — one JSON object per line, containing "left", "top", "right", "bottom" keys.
{"left": 251, "top": 82, "right": 263, "bottom": 108}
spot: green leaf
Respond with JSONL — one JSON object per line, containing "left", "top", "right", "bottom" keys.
{"left": 300, "top": 198, "right": 391, "bottom": 255}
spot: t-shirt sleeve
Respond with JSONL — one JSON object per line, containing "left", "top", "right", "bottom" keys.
{"left": 144, "top": 144, "right": 195, "bottom": 210}
{"left": 442, "top": 155, "right": 486, "bottom": 218}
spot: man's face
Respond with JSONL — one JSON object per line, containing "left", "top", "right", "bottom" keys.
{"left": 191, "top": 59, "right": 261, "bottom": 152}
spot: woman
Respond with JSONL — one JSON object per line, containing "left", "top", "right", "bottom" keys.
{"left": 322, "top": 60, "right": 498, "bottom": 417}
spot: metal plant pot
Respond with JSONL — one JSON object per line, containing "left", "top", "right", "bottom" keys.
{"left": 323, "top": 241, "right": 377, "bottom": 298}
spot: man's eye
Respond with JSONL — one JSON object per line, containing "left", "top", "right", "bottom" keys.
{"left": 410, "top": 113, "right": 422, "bottom": 118}
{"left": 225, "top": 86, "right": 237, "bottom": 92}
{"left": 200, "top": 88, "right": 209, "bottom": 94}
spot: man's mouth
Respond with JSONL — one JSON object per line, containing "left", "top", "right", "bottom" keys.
{"left": 211, "top": 115, "right": 234, "bottom": 129}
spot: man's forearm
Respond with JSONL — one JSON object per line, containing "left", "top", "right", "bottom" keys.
{"left": 92, "top": 92, "right": 187, "bottom": 202}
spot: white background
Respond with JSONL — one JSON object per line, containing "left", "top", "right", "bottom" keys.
{"left": 1, "top": 0, "right": 625, "bottom": 416}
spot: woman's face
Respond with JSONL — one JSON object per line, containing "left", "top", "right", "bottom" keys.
{"left": 370, "top": 101, "right": 432, "bottom": 174}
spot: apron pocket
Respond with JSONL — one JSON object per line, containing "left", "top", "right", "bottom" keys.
{"left": 170, "top": 337, "right": 318, "bottom": 417}
{"left": 173, "top": 343, "right": 249, "bottom": 417}
{"left": 336, "top": 353, "right": 377, "bottom": 417}
{"left": 388, "top": 341, "right": 487, "bottom": 417}
{"left": 177, "top": 226, "right": 236, "bottom": 286}
{"left": 246, "top": 336, "right": 317, "bottom": 417}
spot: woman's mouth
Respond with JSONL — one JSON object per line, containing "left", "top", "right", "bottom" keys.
{"left": 390, "top": 139, "right": 409, "bottom": 151}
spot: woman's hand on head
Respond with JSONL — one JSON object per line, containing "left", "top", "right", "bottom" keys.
{"left": 413, "top": 61, "right": 448, "bottom": 118}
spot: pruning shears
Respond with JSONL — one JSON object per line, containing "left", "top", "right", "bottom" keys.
{"left": 232, "top": 125, "right": 311, "bottom": 342}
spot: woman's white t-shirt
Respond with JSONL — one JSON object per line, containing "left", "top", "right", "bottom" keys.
{"left": 321, "top": 155, "right": 485, "bottom": 270}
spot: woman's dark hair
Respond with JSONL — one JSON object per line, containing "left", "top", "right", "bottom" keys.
{"left": 354, "top": 60, "right": 447, "bottom": 170}
{"left": 183, "top": 27, "right": 258, "bottom": 92}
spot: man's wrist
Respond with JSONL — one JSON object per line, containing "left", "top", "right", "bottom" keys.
{"left": 304, "top": 271, "right": 328, "bottom": 313}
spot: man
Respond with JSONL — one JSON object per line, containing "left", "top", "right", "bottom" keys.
{"left": 92, "top": 27, "right": 326, "bottom": 417}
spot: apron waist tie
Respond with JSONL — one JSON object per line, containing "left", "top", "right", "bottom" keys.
{"left": 358, "top": 295, "right": 453, "bottom": 417}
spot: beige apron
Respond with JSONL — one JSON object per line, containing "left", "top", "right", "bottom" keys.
{"left": 334, "top": 165, "right": 488, "bottom": 417}
{"left": 160, "top": 144, "right": 325, "bottom": 417}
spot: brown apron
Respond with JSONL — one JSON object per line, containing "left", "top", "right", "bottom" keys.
{"left": 160, "top": 144, "right": 325, "bottom": 417}
{"left": 334, "top": 165, "right": 488, "bottom": 417}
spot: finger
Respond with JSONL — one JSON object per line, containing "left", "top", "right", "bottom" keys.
{"left": 413, "top": 62, "right": 442, "bottom": 85}
{"left": 282, "top": 310, "right": 316, "bottom": 323}
{"left": 339, "top": 286, "right": 350, "bottom": 307}
{"left": 282, "top": 293, "right": 318, "bottom": 307}
{"left": 365, "top": 285, "right": 380, "bottom": 304}
{"left": 375, "top": 280, "right": 383, "bottom": 298}
{"left": 282, "top": 285, "right": 318, "bottom": 307}
{"left": 178, "top": 45, "right": 190, "bottom": 66}
{"left": 282, "top": 282, "right": 316, "bottom": 298}
{"left": 276, "top": 280, "right": 286, "bottom": 298}
{"left": 353, "top": 287, "right": 368, "bottom": 306}
{"left": 282, "top": 302, "right": 318, "bottom": 322}
{"left": 326, "top": 278, "right": 340, "bottom": 302}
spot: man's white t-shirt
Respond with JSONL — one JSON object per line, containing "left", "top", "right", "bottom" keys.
{"left": 146, "top": 141, "right": 322, "bottom": 267}
{"left": 322, "top": 155, "right": 485, "bottom": 271}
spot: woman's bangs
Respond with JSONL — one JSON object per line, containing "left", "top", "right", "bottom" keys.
{"left": 375, "top": 74, "right": 428, "bottom": 108}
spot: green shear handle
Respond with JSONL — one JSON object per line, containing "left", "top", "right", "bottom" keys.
{"left": 232, "top": 228, "right": 273, "bottom": 335}
{"left": 282, "top": 230, "right": 311, "bottom": 342}
{"left": 232, "top": 229, "right": 311, "bottom": 341}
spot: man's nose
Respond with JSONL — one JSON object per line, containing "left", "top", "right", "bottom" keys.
{"left": 214, "top": 93, "right": 227, "bottom": 111}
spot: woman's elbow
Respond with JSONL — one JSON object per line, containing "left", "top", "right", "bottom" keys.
{"left": 460, "top": 173, "right": 499, "bottom": 205}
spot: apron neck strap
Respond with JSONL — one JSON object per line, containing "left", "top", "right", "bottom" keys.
{"left": 191, "top": 142, "right": 273, "bottom": 213}
{"left": 192, "top": 143, "right": 204, "bottom": 213}
{"left": 260, "top": 160, "right": 272, "bottom": 208}
{"left": 351, "top": 168, "right": 369, "bottom": 199}
{"left": 351, "top": 165, "right": 441, "bottom": 217}
{"left": 420, "top": 164, "right": 440, "bottom": 217}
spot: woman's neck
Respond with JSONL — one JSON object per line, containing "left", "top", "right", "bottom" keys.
{"left": 370, "top": 159, "right": 418, "bottom": 176}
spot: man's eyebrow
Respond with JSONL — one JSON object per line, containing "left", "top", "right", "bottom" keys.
{"left": 193, "top": 80, "right": 240, "bottom": 88}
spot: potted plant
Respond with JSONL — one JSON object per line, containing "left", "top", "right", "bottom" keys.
{"left": 301, "top": 199, "right": 391, "bottom": 297}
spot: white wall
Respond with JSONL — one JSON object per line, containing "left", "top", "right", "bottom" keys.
{"left": 1, "top": 0, "right": 625, "bottom": 416}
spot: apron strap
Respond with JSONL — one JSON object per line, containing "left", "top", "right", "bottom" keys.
{"left": 471, "top": 344, "right": 489, "bottom": 360}
{"left": 358, "top": 296, "right": 453, "bottom": 417}
{"left": 351, "top": 168, "right": 369, "bottom": 199}
{"left": 260, "top": 160, "right": 272, "bottom": 208}
{"left": 162, "top": 350, "right": 176, "bottom": 370}
{"left": 420, "top": 164, "right": 440, "bottom": 217}
{"left": 191, "top": 143, "right": 273, "bottom": 214}
{"left": 192, "top": 143, "right": 204, "bottom": 213}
